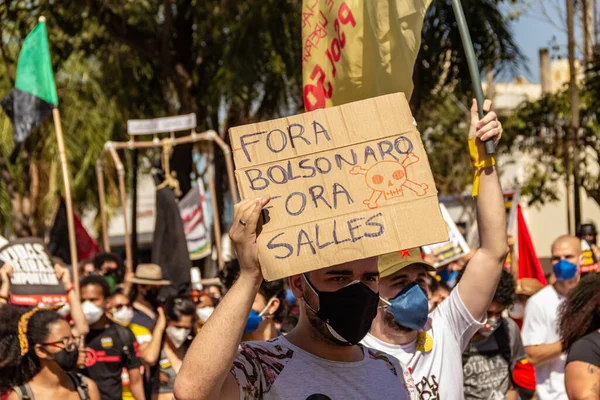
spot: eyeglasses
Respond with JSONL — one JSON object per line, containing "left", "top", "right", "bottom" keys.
{"left": 42, "top": 336, "right": 78, "bottom": 351}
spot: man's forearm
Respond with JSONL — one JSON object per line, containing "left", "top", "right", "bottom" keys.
{"left": 476, "top": 165, "right": 507, "bottom": 259}
{"left": 142, "top": 325, "right": 165, "bottom": 365}
{"left": 129, "top": 369, "right": 146, "bottom": 400}
{"left": 0, "top": 281, "right": 9, "bottom": 306}
{"left": 525, "top": 342, "right": 563, "bottom": 366}
{"left": 68, "top": 290, "right": 89, "bottom": 336}
{"left": 175, "top": 272, "right": 261, "bottom": 400}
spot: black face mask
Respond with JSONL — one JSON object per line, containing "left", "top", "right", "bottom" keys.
{"left": 303, "top": 274, "right": 379, "bottom": 345}
{"left": 46, "top": 346, "right": 79, "bottom": 371}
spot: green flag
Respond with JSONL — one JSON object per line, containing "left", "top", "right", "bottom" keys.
{"left": 1, "top": 20, "right": 58, "bottom": 160}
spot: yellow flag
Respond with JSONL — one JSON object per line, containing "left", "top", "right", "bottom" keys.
{"left": 302, "top": 0, "right": 432, "bottom": 111}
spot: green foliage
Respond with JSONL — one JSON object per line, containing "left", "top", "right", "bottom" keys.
{"left": 503, "top": 50, "right": 600, "bottom": 207}
{"left": 0, "top": 0, "right": 524, "bottom": 235}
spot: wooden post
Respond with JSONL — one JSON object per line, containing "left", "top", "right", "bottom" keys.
{"left": 52, "top": 108, "right": 79, "bottom": 296}
{"left": 567, "top": 0, "right": 582, "bottom": 232}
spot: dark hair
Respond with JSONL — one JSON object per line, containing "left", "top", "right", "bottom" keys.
{"left": 164, "top": 296, "right": 197, "bottom": 323}
{"left": 81, "top": 275, "right": 111, "bottom": 299}
{"left": 559, "top": 273, "right": 600, "bottom": 351}
{"left": 219, "top": 259, "right": 287, "bottom": 321}
{"left": 0, "top": 305, "right": 64, "bottom": 392}
{"left": 456, "top": 268, "right": 514, "bottom": 308}
{"left": 93, "top": 252, "right": 122, "bottom": 271}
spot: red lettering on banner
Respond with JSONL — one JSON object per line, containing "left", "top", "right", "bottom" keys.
{"left": 303, "top": 1, "right": 357, "bottom": 111}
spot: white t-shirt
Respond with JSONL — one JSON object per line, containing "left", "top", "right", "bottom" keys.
{"left": 521, "top": 285, "right": 567, "bottom": 400}
{"left": 229, "top": 335, "right": 412, "bottom": 399}
{"left": 362, "top": 286, "right": 484, "bottom": 399}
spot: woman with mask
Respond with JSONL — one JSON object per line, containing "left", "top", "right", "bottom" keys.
{"left": 219, "top": 259, "right": 286, "bottom": 341}
{"left": 559, "top": 273, "right": 600, "bottom": 399}
{"left": 0, "top": 304, "right": 101, "bottom": 399}
{"left": 150, "top": 296, "right": 196, "bottom": 400}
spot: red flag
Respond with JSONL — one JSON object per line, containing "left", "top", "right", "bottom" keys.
{"left": 48, "top": 198, "right": 99, "bottom": 263}
{"left": 517, "top": 205, "right": 547, "bottom": 285}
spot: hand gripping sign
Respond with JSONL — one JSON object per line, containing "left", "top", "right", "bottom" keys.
{"left": 229, "top": 93, "right": 448, "bottom": 280}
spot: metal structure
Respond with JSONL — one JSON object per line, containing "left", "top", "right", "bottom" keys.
{"left": 96, "top": 114, "right": 239, "bottom": 276}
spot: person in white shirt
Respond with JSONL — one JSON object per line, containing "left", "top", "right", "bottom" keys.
{"left": 522, "top": 235, "right": 582, "bottom": 400}
{"left": 362, "top": 99, "right": 508, "bottom": 399}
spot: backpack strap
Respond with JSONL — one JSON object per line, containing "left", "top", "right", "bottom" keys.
{"left": 13, "top": 383, "right": 34, "bottom": 400}
{"left": 113, "top": 324, "right": 132, "bottom": 358}
{"left": 493, "top": 317, "right": 514, "bottom": 386}
{"left": 67, "top": 372, "right": 90, "bottom": 400}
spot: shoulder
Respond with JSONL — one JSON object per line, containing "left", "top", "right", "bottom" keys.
{"left": 568, "top": 332, "right": 600, "bottom": 366}
{"left": 113, "top": 322, "right": 136, "bottom": 338}
{"left": 503, "top": 317, "right": 520, "bottom": 336}
{"left": 230, "top": 338, "right": 295, "bottom": 398}
{"left": 129, "top": 323, "right": 152, "bottom": 343}
{"left": 235, "top": 337, "right": 295, "bottom": 366}
{"left": 364, "top": 347, "right": 400, "bottom": 377}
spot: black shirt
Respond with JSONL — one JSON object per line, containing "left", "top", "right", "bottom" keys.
{"left": 567, "top": 330, "right": 600, "bottom": 367}
{"left": 83, "top": 320, "right": 142, "bottom": 400}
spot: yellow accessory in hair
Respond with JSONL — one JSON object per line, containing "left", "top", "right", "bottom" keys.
{"left": 469, "top": 137, "right": 496, "bottom": 197}
{"left": 18, "top": 305, "right": 63, "bottom": 357}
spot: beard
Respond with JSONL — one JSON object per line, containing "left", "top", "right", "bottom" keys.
{"left": 302, "top": 300, "right": 352, "bottom": 346}
{"left": 382, "top": 308, "right": 413, "bottom": 333}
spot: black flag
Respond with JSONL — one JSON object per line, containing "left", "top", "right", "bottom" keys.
{"left": 152, "top": 171, "right": 191, "bottom": 299}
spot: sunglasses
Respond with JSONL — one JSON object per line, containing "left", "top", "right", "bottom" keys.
{"left": 42, "top": 336, "right": 78, "bottom": 351}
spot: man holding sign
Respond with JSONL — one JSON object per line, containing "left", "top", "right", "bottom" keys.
{"left": 363, "top": 100, "right": 507, "bottom": 398}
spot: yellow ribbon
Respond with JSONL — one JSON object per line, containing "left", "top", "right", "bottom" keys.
{"left": 469, "top": 137, "right": 496, "bottom": 197}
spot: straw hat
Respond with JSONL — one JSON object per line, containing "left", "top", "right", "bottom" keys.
{"left": 515, "top": 278, "right": 544, "bottom": 297}
{"left": 129, "top": 263, "right": 171, "bottom": 286}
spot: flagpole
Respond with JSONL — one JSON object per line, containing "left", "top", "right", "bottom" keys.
{"left": 52, "top": 106, "right": 80, "bottom": 296}
{"left": 450, "top": 0, "right": 496, "bottom": 155}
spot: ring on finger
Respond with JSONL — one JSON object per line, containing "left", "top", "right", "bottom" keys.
{"left": 239, "top": 219, "right": 247, "bottom": 226}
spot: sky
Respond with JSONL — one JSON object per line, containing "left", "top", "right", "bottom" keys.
{"left": 504, "top": 0, "right": 574, "bottom": 83}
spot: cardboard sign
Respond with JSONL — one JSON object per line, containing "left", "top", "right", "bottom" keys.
{"left": 422, "top": 203, "right": 470, "bottom": 267}
{"left": 0, "top": 238, "right": 66, "bottom": 305}
{"left": 229, "top": 93, "right": 448, "bottom": 280}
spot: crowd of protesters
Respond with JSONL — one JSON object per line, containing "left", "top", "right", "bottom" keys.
{"left": 0, "top": 101, "right": 599, "bottom": 399}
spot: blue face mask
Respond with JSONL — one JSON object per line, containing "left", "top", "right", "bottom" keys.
{"left": 553, "top": 259, "right": 578, "bottom": 281}
{"left": 382, "top": 282, "right": 429, "bottom": 331}
{"left": 243, "top": 297, "right": 276, "bottom": 335}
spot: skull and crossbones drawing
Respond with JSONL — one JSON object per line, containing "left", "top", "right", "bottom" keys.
{"left": 350, "top": 153, "right": 429, "bottom": 209}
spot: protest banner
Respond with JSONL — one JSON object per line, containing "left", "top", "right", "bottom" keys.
{"left": 229, "top": 93, "right": 448, "bottom": 280}
{"left": 301, "top": 0, "right": 431, "bottom": 110}
{"left": 179, "top": 180, "right": 212, "bottom": 260}
{"left": 0, "top": 238, "right": 66, "bottom": 305}
{"left": 422, "top": 203, "right": 470, "bottom": 267}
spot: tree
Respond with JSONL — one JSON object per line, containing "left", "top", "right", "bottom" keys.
{"left": 0, "top": 0, "right": 524, "bottom": 237}
{"left": 502, "top": 50, "right": 600, "bottom": 207}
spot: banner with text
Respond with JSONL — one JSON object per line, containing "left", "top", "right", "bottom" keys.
{"left": 302, "top": 0, "right": 431, "bottom": 111}
{"left": 0, "top": 238, "right": 66, "bottom": 305}
{"left": 230, "top": 93, "right": 447, "bottom": 280}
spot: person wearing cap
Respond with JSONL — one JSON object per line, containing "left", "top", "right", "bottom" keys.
{"left": 128, "top": 263, "right": 171, "bottom": 333}
{"left": 362, "top": 99, "right": 507, "bottom": 398}
{"left": 521, "top": 235, "right": 582, "bottom": 399}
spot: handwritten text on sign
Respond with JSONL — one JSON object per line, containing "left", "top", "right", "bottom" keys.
{"left": 230, "top": 94, "right": 447, "bottom": 280}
